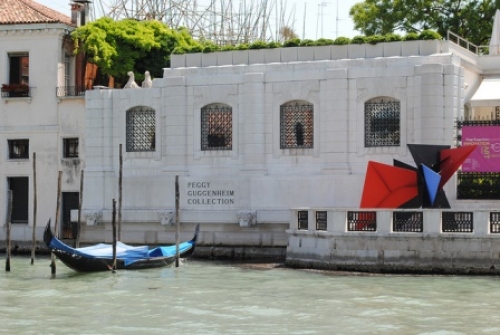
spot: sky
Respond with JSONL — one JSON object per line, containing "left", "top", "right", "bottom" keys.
{"left": 36, "top": 0, "right": 361, "bottom": 40}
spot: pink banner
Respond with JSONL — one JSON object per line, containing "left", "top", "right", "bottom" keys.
{"left": 461, "top": 126, "right": 500, "bottom": 172}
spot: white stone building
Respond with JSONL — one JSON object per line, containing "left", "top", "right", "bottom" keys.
{"left": 0, "top": 0, "right": 87, "bottom": 244}
{"left": 81, "top": 38, "right": 500, "bottom": 254}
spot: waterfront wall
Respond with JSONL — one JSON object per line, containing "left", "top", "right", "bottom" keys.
{"left": 286, "top": 208, "right": 500, "bottom": 274}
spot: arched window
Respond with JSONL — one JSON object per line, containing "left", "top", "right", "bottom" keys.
{"left": 126, "top": 106, "right": 155, "bottom": 152}
{"left": 280, "top": 101, "right": 313, "bottom": 149}
{"left": 365, "top": 97, "right": 400, "bottom": 147}
{"left": 201, "top": 103, "right": 232, "bottom": 151}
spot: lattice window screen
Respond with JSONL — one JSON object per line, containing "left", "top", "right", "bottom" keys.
{"left": 365, "top": 98, "right": 400, "bottom": 147}
{"left": 201, "top": 104, "right": 232, "bottom": 151}
{"left": 280, "top": 101, "right": 313, "bottom": 149}
{"left": 126, "top": 107, "right": 155, "bottom": 152}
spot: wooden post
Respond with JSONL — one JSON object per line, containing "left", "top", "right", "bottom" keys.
{"left": 112, "top": 199, "right": 117, "bottom": 273}
{"left": 50, "top": 171, "right": 62, "bottom": 276}
{"left": 31, "top": 152, "right": 37, "bottom": 265}
{"left": 175, "top": 175, "right": 180, "bottom": 267}
{"left": 118, "top": 144, "right": 123, "bottom": 241}
{"left": 75, "top": 170, "right": 84, "bottom": 248}
{"left": 5, "top": 191, "right": 12, "bottom": 272}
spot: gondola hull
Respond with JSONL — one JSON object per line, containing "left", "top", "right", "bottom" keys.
{"left": 44, "top": 221, "right": 199, "bottom": 272}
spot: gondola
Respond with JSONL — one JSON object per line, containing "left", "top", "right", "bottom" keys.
{"left": 43, "top": 221, "right": 199, "bottom": 272}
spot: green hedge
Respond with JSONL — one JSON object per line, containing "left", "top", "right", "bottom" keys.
{"left": 174, "top": 31, "right": 442, "bottom": 54}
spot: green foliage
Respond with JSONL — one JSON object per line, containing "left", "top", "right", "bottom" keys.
{"left": 316, "top": 38, "right": 335, "bottom": 46}
{"left": 384, "top": 33, "right": 402, "bottom": 42}
{"left": 419, "top": 29, "right": 442, "bottom": 40}
{"left": 202, "top": 44, "right": 219, "bottom": 53}
{"left": 333, "top": 37, "right": 351, "bottom": 45}
{"left": 283, "top": 38, "right": 301, "bottom": 47}
{"left": 299, "top": 39, "right": 316, "bottom": 46}
{"left": 267, "top": 41, "right": 282, "bottom": 48}
{"left": 351, "top": 36, "right": 367, "bottom": 44}
{"left": 220, "top": 45, "right": 236, "bottom": 52}
{"left": 403, "top": 32, "right": 419, "bottom": 41}
{"left": 249, "top": 40, "right": 269, "bottom": 49}
{"left": 235, "top": 44, "right": 249, "bottom": 50}
{"left": 72, "top": 18, "right": 202, "bottom": 86}
{"left": 349, "top": 0, "right": 500, "bottom": 46}
{"left": 366, "top": 35, "right": 386, "bottom": 44}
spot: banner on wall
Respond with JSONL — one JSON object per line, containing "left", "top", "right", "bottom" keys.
{"left": 461, "top": 126, "right": 500, "bottom": 172}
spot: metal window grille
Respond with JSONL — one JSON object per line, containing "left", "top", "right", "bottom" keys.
{"left": 126, "top": 107, "right": 155, "bottom": 152}
{"left": 63, "top": 138, "right": 79, "bottom": 158}
{"left": 298, "top": 210, "right": 308, "bottom": 230}
{"left": 393, "top": 211, "right": 423, "bottom": 232}
{"left": 347, "top": 211, "right": 376, "bottom": 231}
{"left": 442, "top": 212, "right": 473, "bottom": 233}
{"left": 457, "top": 172, "right": 500, "bottom": 200}
{"left": 316, "top": 211, "right": 327, "bottom": 231}
{"left": 491, "top": 212, "right": 500, "bottom": 233}
{"left": 8, "top": 139, "right": 29, "bottom": 159}
{"left": 201, "top": 104, "right": 232, "bottom": 151}
{"left": 280, "top": 102, "right": 313, "bottom": 149}
{"left": 365, "top": 99, "right": 400, "bottom": 147}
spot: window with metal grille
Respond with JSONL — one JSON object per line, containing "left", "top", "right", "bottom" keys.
{"left": 316, "top": 211, "right": 327, "bottom": 231}
{"left": 126, "top": 107, "right": 155, "bottom": 152}
{"left": 280, "top": 101, "right": 313, "bottom": 149}
{"left": 365, "top": 97, "right": 400, "bottom": 147}
{"left": 393, "top": 211, "right": 423, "bottom": 232}
{"left": 442, "top": 212, "right": 473, "bottom": 233}
{"left": 201, "top": 104, "right": 232, "bottom": 150}
{"left": 347, "top": 211, "right": 377, "bottom": 231}
{"left": 298, "top": 210, "right": 308, "bottom": 230}
{"left": 491, "top": 212, "right": 500, "bottom": 233}
{"left": 8, "top": 139, "right": 29, "bottom": 159}
{"left": 63, "top": 138, "right": 79, "bottom": 158}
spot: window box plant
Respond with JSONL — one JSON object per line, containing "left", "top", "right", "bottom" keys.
{"left": 1, "top": 84, "right": 30, "bottom": 97}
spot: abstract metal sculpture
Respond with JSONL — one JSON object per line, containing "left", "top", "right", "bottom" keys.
{"left": 360, "top": 144, "right": 477, "bottom": 209}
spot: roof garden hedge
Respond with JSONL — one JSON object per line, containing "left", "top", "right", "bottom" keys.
{"left": 172, "top": 30, "right": 442, "bottom": 55}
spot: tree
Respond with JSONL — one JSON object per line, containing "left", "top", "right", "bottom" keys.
{"left": 349, "top": 0, "right": 500, "bottom": 46}
{"left": 72, "top": 18, "right": 203, "bottom": 86}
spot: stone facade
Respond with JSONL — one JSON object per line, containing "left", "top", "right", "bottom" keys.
{"left": 81, "top": 40, "right": 481, "bottom": 250}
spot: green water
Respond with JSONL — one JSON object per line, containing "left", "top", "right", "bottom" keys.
{"left": 1, "top": 256, "right": 500, "bottom": 334}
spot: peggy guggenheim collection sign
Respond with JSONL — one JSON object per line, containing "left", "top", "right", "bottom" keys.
{"left": 461, "top": 126, "right": 500, "bottom": 172}
{"left": 186, "top": 180, "right": 237, "bottom": 207}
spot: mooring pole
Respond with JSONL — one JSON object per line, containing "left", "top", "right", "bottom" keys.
{"left": 112, "top": 199, "right": 117, "bottom": 273}
{"left": 5, "top": 191, "right": 12, "bottom": 272}
{"left": 50, "top": 171, "right": 62, "bottom": 276}
{"left": 31, "top": 152, "right": 37, "bottom": 265}
{"left": 118, "top": 144, "right": 123, "bottom": 242}
{"left": 175, "top": 175, "right": 180, "bottom": 267}
{"left": 75, "top": 170, "right": 84, "bottom": 248}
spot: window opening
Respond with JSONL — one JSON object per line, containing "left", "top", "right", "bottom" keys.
{"left": 201, "top": 104, "right": 232, "bottom": 151}
{"left": 63, "top": 138, "right": 79, "bottom": 158}
{"left": 8, "top": 139, "right": 29, "bottom": 159}
{"left": 280, "top": 101, "right": 313, "bottom": 149}
{"left": 365, "top": 97, "right": 400, "bottom": 147}
{"left": 126, "top": 107, "right": 156, "bottom": 152}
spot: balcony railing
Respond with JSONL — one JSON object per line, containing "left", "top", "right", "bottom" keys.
{"left": 56, "top": 86, "right": 87, "bottom": 97}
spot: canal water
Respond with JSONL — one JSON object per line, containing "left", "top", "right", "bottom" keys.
{"left": 1, "top": 257, "right": 500, "bottom": 335}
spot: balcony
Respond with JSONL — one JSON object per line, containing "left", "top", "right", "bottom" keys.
{"left": 56, "top": 86, "right": 87, "bottom": 97}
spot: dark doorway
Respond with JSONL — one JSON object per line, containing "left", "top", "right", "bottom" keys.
{"left": 8, "top": 177, "right": 29, "bottom": 223}
{"left": 62, "top": 192, "right": 79, "bottom": 239}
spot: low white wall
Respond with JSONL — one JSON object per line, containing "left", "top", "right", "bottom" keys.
{"left": 170, "top": 40, "right": 444, "bottom": 69}
{"left": 286, "top": 208, "right": 500, "bottom": 274}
